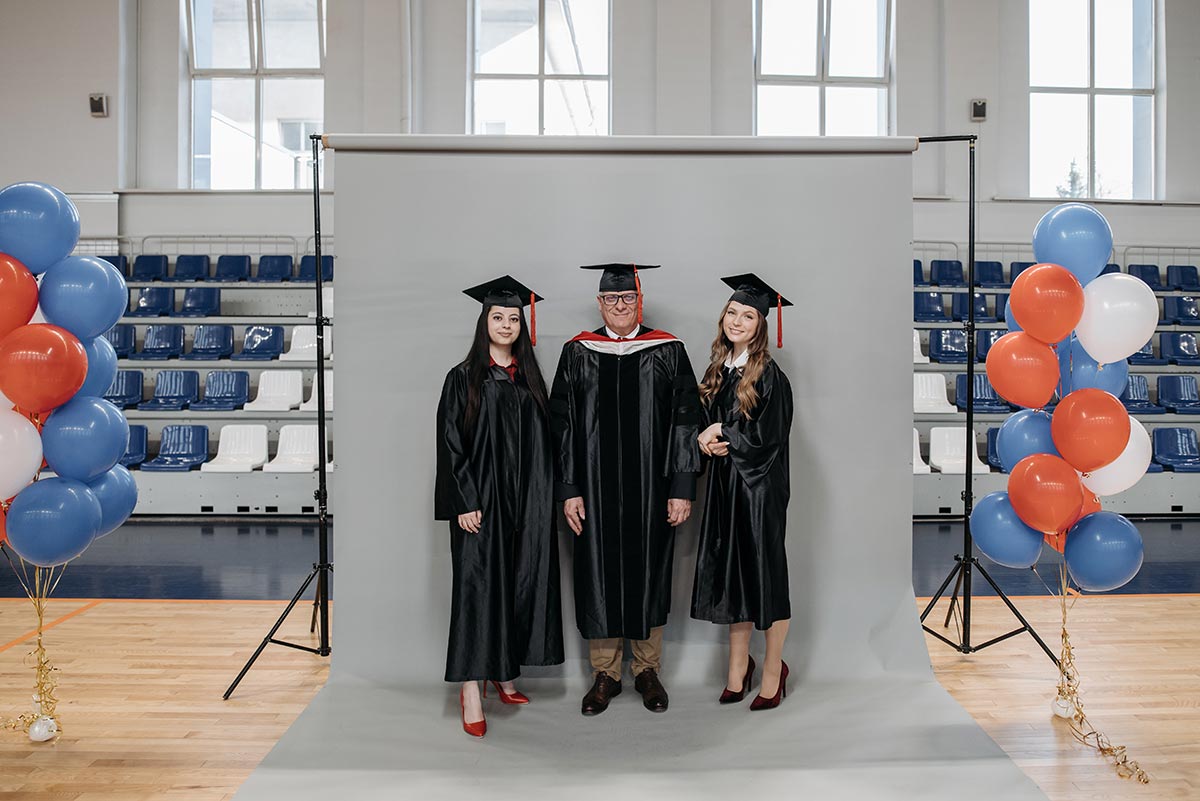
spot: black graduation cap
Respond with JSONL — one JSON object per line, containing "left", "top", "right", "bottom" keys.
{"left": 721, "top": 273, "right": 793, "bottom": 348}
{"left": 462, "top": 274, "right": 543, "bottom": 344}
{"left": 580, "top": 263, "right": 659, "bottom": 293}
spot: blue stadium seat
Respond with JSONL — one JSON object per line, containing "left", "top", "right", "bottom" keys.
{"left": 129, "top": 324, "right": 184, "bottom": 360}
{"left": 181, "top": 324, "right": 234, "bottom": 361}
{"left": 1164, "top": 296, "right": 1200, "bottom": 326}
{"left": 955, "top": 374, "right": 1010, "bottom": 413}
{"left": 131, "top": 255, "right": 168, "bottom": 282}
{"left": 985, "top": 427, "right": 1007, "bottom": 472}
{"left": 1161, "top": 333, "right": 1200, "bottom": 366}
{"left": 992, "top": 293, "right": 1008, "bottom": 322}
{"left": 102, "top": 255, "right": 128, "bottom": 275}
{"left": 191, "top": 370, "right": 250, "bottom": 411}
{"left": 975, "top": 261, "right": 1006, "bottom": 287}
{"left": 121, "top": 425, "right": 148, "bottom": 469}
{"left": 1100, "top": 263, "right": 1120, "bottom": 276}
{"left": 1168, "top": 264, "right": 1200, "bottom": 292}
{"left": 252, "top": 255, "right": 293, "bottom": 282}
{"left": 928, "top": 329, "right": 970, "bottom": 363}
{"left": 1158, "top": 375, "right": 1200, "bottom": 414}
{"left": 1128, "top": 263, "right": 1164, "bottom": 290}
{"left": 213, "top": 255, "right": 251, "bottom": 282}
{"left": 103, "top": 370, "right": 144, "bottom": 409}
{"left": 128, "top": 287, "right": 174, "bottom": 317}
{"left": 1152, "top": 427, "right": 1200, "bottom": 472}
{"left": 140, "top": 425, "right": 209, "bottom": 472}
{"left": 102, "top": 324, "right": 136, "bottom": 358}
{"left": 231, "top": 325, "right": 285, "bottom": 361}
{"left": 298, "top": 255, "right": 334, "bottom": 282}
{"left": 930, "top": 259, "right": 964, "bottom": 287}
{"left": 913, "top": 259, "right": 928, "bottom": 286}
{"left": 914, "top": 292, "right": 949, "bottom": 322}
{"left": 1010, "top": 261, "right": 1035, "bottom": 284}
{"left": 167, "top": 254, "right": 209, "bottom": 282}
{"left": 172, "top": 287, "right": 221, "bottom": 318}
{"left": 1119, "top": 374, "right": 1166, "bottom": 415}
{"left": 1128, "top": 338, "right": 1168, "bottom": 365}
{"left": 951, "top": 292, "right": 995, "bottom": 322}
{"left": 137, "top": 370, "right": 200, "bottom": 411}
{"left": 976, "top": 329, "right": 1005, "bottom": 361}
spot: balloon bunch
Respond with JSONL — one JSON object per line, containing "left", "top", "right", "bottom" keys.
{"left": 0, "top": 182, "right": 138, "bottom": 742}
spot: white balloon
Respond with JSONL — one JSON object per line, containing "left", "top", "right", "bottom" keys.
{"left": 1051, "top": 695, "right": 1075, "bottom": 720}
{"left": 1082, "top": 417, "right": 1152, "bottom": 496}
{"left": 0, "top": 409, "right": 42, "bottom": 499}
{"left": 1075, "top": 274, "right": 1159, "bottom": 364}
{"left": 27, "top": 715, "right": 57, "bottom": 742}
{"left": 0, "top": 385, "right": 10, "bottom": 408}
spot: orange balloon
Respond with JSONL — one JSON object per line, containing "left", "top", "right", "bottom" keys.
{"left": 985, "top": 332, "right": 1059, "bottom": 408}
{"left": 0, "top": 507, "right": 6, "bottom": 546}
{"left": 1051, "top": 388, "right": 1131, "bottom": 473}
{"left": 1009, "top": 263, "right": 1085, "bottom": 344}
{"left": 0, "top": 254, "right": 38, "bottom": 341}
{"left": 1048, "top": 487, "right": 1102, "bottom": 554}
{"left": 0, "top": 324, "right": 88, "bottom": 413}
{"left": 1044, "top": 532, "right": 1066, "bottom": 553}
{"left": 1008, "top": 453, "right": 1084, "bottom": 533}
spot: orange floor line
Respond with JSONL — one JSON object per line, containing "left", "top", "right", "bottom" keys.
{"left": 0, "top": 597, "right": 299, "bottom": 605}
{"left": 0, "top": 599, "right": 105, "bottom": 653}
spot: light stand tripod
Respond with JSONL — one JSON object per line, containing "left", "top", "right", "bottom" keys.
{"left": 915, "top": 135, "right": 1058, "bottom": 666}
{"left": 224, "top": 134, "right": 333, "bottom": 699}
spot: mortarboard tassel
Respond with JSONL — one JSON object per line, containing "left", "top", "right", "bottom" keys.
{"left": 776, "top": 293, "right": 783, "bottom": 348}
{"left": 634, "top": 265, "right": 643, "bottom": 326}
{"left": 530, "top": 292, "right": 537, "bottom": 346}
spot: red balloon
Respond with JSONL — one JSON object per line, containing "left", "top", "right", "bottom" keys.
{"left": 1008, "top": 454, "right": 1084, "bottom": 533}
{"left": 1052, "top": 388, "right": 1131, "bottom": 473}
{"left": 1049, "top": 488, "right": 1102, "bottom": 554}
{"left": 0, "top": 324, "right": 88, "bottom": 413}
{"left": 985, "top": 332, "right": 1059, "bottom": 408}
{"left": 1009, "top": 263, "right": 1085, "bottom": 344}
{"left": 0, "top": 254, "right": 39, "bottom": 340}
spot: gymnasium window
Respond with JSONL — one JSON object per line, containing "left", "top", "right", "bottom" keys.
{"left": 1029, "top": 0, "right": 1154, "bottom": 200}
{"left": 186, "top": 0, "right": 326, "bottom": 190}
{"left": 471, "top": 0, "right": 611, "bottom": 135}
{"left": 755, "top": 0, "right": 892, "bottom": 136}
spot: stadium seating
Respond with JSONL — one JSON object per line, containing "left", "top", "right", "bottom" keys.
{"left": 103, "top": 370, "right": 144, "bottom": 409}
{"left": 121, "top": 425, "right": 148, "bottom": 468}
{"left": 1010, "top": 261, "right": 1035, "bottom": 283}
{"left": 928, "top": 329, "right": 970, "bottom": 363}
{"left": 913, "top": 330, "right": 929, "bottom": 364}
{"left": 129, "top": 324, "right": 184, "bottom": 360}
{"left": 167, "top": 254, "right": 209, "bottom": 282}
{"left": 914, "top": 292, "right": 949, "bottom": 322}
{"left": 914, "top": 373, "right": 955, "bottom": 414}
{"left": 928, "top": 426, "right": 990, "bottom": 473}
{"left": 181, "top": 324, "right": 235, "bottom": 360}
{"left": 1161, "top": 333, "right": 1200, "bottom": 366}
{"left": 955, "top": 374, "right": 1009, "bottom": 413}
{"left": 1153, "top": 427, "right": 1200, "bottom": 472}
{"left": 103, "top": 324, "right": 136, "bottom": 358}
{"left": 190, "top": 370, "right": 250, "bottom": 411}
{"left": 1129, "top": 263, "right": 1165, "bottom": 290}
{"left": 140, "top": 425, "right": 209, "bottom": 472}
{"left": 1119, "top": 374, "right": 1166, "bottom": 414}
{"left": 253, "top": 255, "right": 294, "bottom": 282}
{"left": 1100, "top": 263, "right": 1120, "bottom": 276}
{"left": 930, "top": 259, "right": 964, "bottom": 286}
{"left": 263, "top": 424, "right": 322, "bottom": 472}
{"left": 951, "top": 292, "right": 994, "bottom": 322}
{"left": 280, "top": 326, "right": 330, "bottom": 360}
{"left": 129, "top": 287, "right": 174, "bottom": 317}
{"left": 1128, "top": 339, "right": 1168, "bottom": 365}
{"left": 243, "top": 370, "right": 304, "bottom": 411}
{"left": 975, "top": 261, "right": 1006, "bottom": 287}
{"left": 131, "top": 255, "right": 168, "bottom": 282}
{"left": 1164, "top": 296, "right": 1200, "bottom": 325}
{"left": 912, "top": 428, "right": 930, "bottom": 474}
{"left": 985, "top": 427, "right": 1006, "bottom": 471}
{"left": 1168, "top": 264, "right": 1200, "bottom": 292}
{"left": 1158, "top": 375, "right": 1200, "bottom": 413}
{"left": 213, "top": 255, "right": 251, "bottom": 282}
{"left": 298, "top": 255, "right": 334, "bottom": 282}
{"left": 913, "top": 260, "right": 928, "bottom": 286}
{"left": 137, "top": 370, "right": 200, "bottom": 411}
{"left": 976, "top": 329, "right": 1005, "bottom": 361}
{"left": 201, "top": 425, "right": 269, "bottom": 472}
{"left": 101, "top": 255, "right": 127, "bottom": 275}
{"left": 231, "top": 325, "right": 285, "bottom": 360}
{"left": 300, "top": 370, "right": 333, "bottom": 411}
{"left": 173, "top": 287, "right": 221, "bottom": 317}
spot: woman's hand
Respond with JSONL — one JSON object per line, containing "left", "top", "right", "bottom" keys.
{"left": 458, "top": 510, "right": 482, "bottom": 533}
{"left": 698, "top": 422, "right": 724, "bottom": 456}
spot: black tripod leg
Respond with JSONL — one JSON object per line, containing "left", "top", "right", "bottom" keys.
{"left": 943, "top": 567, "right": 964, "bottom": 628}
{"left": 920, "top": 558, "right": 963, "bottom": 623}
{"left": 974, "top": 562, "right": 1060, "bottom": 666}
{"left": 224, "top": 567, "right": 320, "bottom": 700}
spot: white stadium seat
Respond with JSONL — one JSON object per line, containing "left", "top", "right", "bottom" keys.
{"left": 928, "top": 426, "right": 990, "bottom": 474}
{"left": 263, "top": 424, "right": 322, "bottom": 472}
{"left": 913, "top": 330, "right": 929, "bottom": 364}
{"left": 201, "top": 424, "right": 269, "bottom": 473}
{"left": 281, "top": 325, "right": 332, "bottom": 361}
{"left": 243, "top": 370, "right": 304, "bottom": 412}
{"left": 300, "top": 370, "right": 333, "bottom": 412}
{"left": 913, "top": 428, "right": 931, "bottom": 474}
{"left": 913, "top": 373, "right": 955, "bottom": 414}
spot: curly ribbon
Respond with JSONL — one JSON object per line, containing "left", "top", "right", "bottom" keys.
{"left": 1054, "top": 564, "right": 1148, "bottom": 783}
{"left": 1, "top": 551, "right": 64, "bottom": 741}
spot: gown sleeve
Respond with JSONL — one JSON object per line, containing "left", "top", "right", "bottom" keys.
{"left": 434, "top": 367, "right": 481, "bottom": 520}
{"left": 722, "top": 363, "right": 793, "bottom": 489}
{"left": 549, "top": 343, "right": 580, "bottom": 502}
{"left": 666, "top": 344, "right": 703, "bottom": 499}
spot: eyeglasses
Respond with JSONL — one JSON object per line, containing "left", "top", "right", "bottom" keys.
{"left": 599, "top": 293, "right": 639, "bottom": 306}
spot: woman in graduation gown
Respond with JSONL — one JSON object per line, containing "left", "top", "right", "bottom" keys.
{"left": 435, "top": 275, "right": 564, "bottom": 738}
{"left": 692, "top": 273, "right": 795, "bottom": 711}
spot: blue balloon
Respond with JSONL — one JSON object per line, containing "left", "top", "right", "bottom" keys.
{"left": 41, "top": 396, "right": 129, "bottom": 482}
{"left": 970, "top": 491, "right": 1046, "bottom": 569}
{"left": 0, "top": 182, "right": 80, "bottom": 274}
{"left": 39, "top": 256, "right": 128, "bottom": 340}
{"left": 87, "top": 465, "right": 138, "bottom": 538}
{"left": 77, "top": 336, "right": 118, "bottom": 399}
{"left": 1032, "top": 203, "right": 1114, "bottom": 286}
{"left": 997, "top": 410, "right": 1059, "bottom": 471}
{"left": 1004, "top": 302, "right": 1023, "bottom": 332}
{"left": 1057, "top": 334, "right": 1129, "bottom": 397}
{"left": 5, "top": 478, "right": 102, "bottom": 567}
{"left": 1065, "top": 511, "right": 1144, "bottom": 592}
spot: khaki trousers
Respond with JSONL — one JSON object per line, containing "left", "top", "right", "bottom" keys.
{"left": 589, "top": 626, "right": 664, "bottom": 681}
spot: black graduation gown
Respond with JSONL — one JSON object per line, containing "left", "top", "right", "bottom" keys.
{"left": 549, "top": 326, "right": 702, "bottom": 640}
{"left": 435, "top": 362, "right": 564, "bottom": 682}
{"left": 691, "top": 358, "right": 793, "bottom": 629}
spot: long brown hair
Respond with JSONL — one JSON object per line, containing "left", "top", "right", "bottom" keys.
{"left": 463, "top": 305, "right": 548, "bottom": 431}
{"left": 698, "top": 301, "right": 771, "bottom": 418}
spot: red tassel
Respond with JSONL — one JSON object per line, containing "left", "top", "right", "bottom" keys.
{"left": 634, "top": 265, "right": 643, "bottom": 326}
{"left": 530, "top": 292, "right": 537, "bottom": 346}
{"left": 776, "top": 293, "right": 783, "bottom": 349}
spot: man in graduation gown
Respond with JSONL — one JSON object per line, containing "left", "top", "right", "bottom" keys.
{"left": 550, "top": 263, "right": 702, "bottom": 715}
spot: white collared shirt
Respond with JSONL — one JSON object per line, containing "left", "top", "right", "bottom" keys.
{"left": 724, "top": 349, "right": 749, "bottom": 369}
{"left": 606, "top": 326, "right": 638, "bottom": 341}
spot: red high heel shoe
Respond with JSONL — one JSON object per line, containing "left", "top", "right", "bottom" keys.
{"left": 719, "top": 655, "right": 756, "bottom": 704}
{"left": 485, "top": 680, "right": 530, "bottom": 705}
{"left": 460, "top": 687, "right": 486, "bottom": 737}
{"left": 749, "top": 661, "right": 788, "bottom": 711}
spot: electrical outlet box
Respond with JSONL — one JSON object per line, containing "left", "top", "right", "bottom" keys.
{"left": 971, "top": 99, "right": 987, "bottom": 122}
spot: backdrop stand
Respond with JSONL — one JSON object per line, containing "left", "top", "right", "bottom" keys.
{"left": 915, "top": 134, "right": 1058, "bottom": 666}
{"left": 224, "top": 134, "right": 333, "bottom": 699}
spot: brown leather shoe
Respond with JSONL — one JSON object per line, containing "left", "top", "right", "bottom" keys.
{"left": 581, "top": 673, "right": 622, "bottom": 716}
{"left": 634, "top": 668, "right": 669, "bottom": 713}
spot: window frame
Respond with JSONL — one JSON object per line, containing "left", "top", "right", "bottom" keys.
{"left": 753, "top": 0, "right": 894, "bottom": 136}
{"left": 468, "top": 0, "right": 613, "bottom": 135}
{"left": 1028, "top": 0, "right": 1156, "bottom": 200}
{"left": 185, "top": 0, "right": 327, "bottom": 189}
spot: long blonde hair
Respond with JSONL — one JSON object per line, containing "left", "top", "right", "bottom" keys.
{"left": 698, "top": 301, "right": 771, "bottom": 418}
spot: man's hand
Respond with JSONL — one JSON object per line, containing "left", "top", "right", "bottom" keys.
{"left": 667, "top": 498, "right": 692, "bottom": 527}
{"left": 457, "top": 510, "right": 482, "bottom": 534}
{"left": 564, "top": 496, "right": 586, "bottom": 535}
